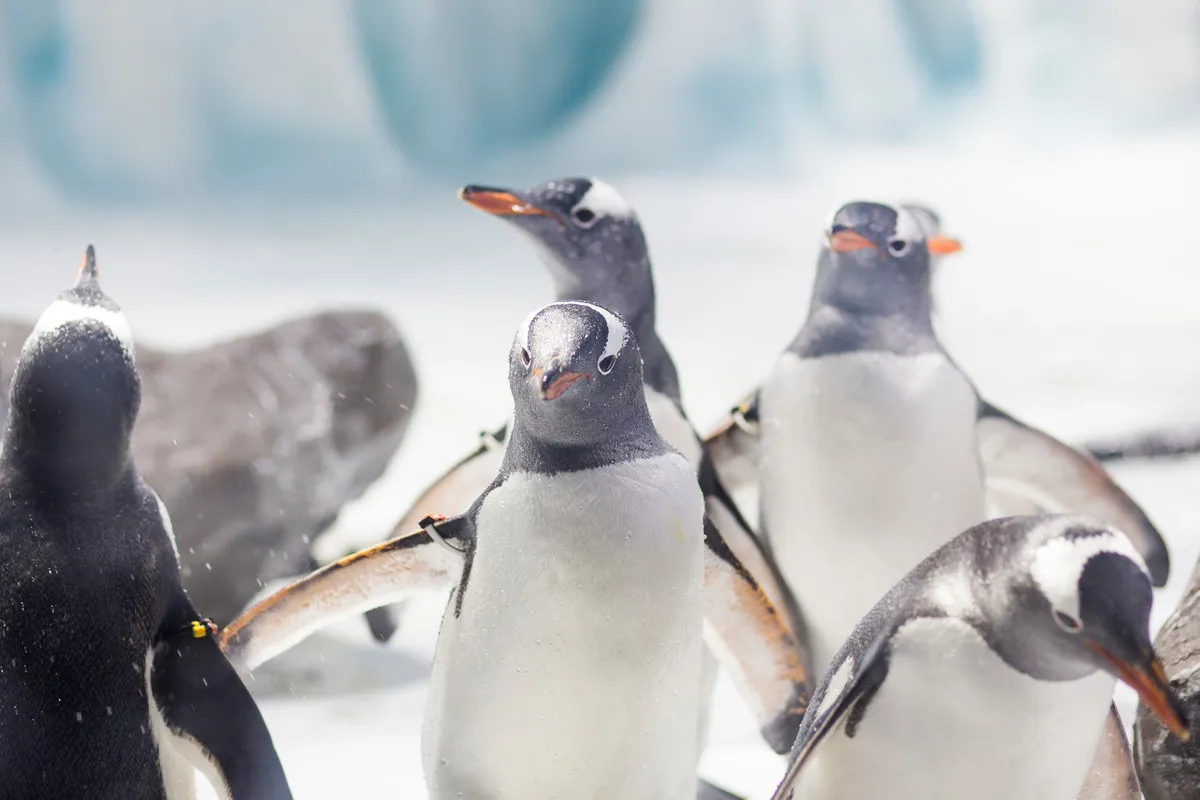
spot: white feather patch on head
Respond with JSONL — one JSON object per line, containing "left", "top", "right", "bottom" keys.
{"left": 888, "top": 203, "right": 925, "bottom": 243}
{"left": 575, "top": 179, "right": 633, "bottom": 219}
{"left": 27, "top": 299, "right": 134, "bottom": 355}
{"left": 518, "top": 301, "right": 628, "bottom": 362}
{"left": 1029, "top": 517, "right": 1149, "bottom": 620}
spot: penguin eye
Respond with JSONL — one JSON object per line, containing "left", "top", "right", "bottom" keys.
{"left": 520, "top": 347, "right": 532, "bottom": 368}
{"left": 888, "top": 238, "right": 911, "bottom": 256}
{"left": 1053, "top": 610, "right": 1083, "bottom": 633}
{"left": 571, "top": 207, "right": 597, "bottom": 228}
{"left": 597, "top": 354, "right": 616, "bottom": 375}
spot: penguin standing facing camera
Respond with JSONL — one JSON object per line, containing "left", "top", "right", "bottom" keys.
{"left": 0, "top": 248, "right": 292, "bottom": 799}
{"left": 771, "top": 514, "right": 1188, "bottom": 800}
{"left": 221, "top": 301, "right": 810, "bottom": 800}
{"left": 705, "top": 200, "right": 1169, "bottom": 674}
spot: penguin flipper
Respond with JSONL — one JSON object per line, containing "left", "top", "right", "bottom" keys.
{"left": 976, "top": 401, "right": 1169, "bottom": 587}
{"left": 771, "top": 635, "right": 892, "bottom": 800}
{"left": 700, "top": 453, "right": 808, "bottom": 647}
{"left": 220, "top": 516, "right": 473, "bottom": 670}
{"left": 702, "top": 390, "right": 761, "bottom": 498}
{"left": 151, "top": 602, "right": 293, "bottom": 800}
{"left": 701, "top": 516, "right": 811, "bottom": 755}
{"left": 362, "top": 424, "right": 508, "bottom": 643}
{"left": 1077, "top": 703, "right": 1140, "bottom": 800}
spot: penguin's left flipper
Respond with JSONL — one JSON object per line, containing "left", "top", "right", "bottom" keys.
{"left": 700, "top": 452, "right": 808, "bottom": 646}
{"left": 976, "top": 401, "right": 1169, "bottom": 587}
{"left": 770, "top": 634, "right": 892, "bottom": 800}
{"left": 1077, "top": 703, "right": 1140, "bottom": 800}
{"left": 702, "top": 516, "right": 811, "bottom": 755}
{"left": 151, "top": 596, "right": 293, "bottom": 800}
{"left": 702, "top": 390, "right": 761, "bottom": 497}
{"left": 220, "top": 515, "right": 473, "bottom": 671}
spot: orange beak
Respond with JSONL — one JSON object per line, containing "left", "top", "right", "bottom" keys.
{"left": 827, "top": 229, "right": 877, "bottom": 253}
{"left": 928, "top": 235, "right": 964, "bottom": 256}
{"left": 538, "top": 370, "right": 592, "bottom": 401}
{"left": 1090, "top": 644, "right": 1189, "bottom": 740}
{"left": 458, "top": 186, "right": 559, "bottom": 222}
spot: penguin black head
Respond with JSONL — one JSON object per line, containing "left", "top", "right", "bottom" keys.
{"left": 459, "top": 179, "right": 653, "bottom": 324}
{"left": 813, "top": 201, "right": 962, "bottom": 319}
{"left": 988, "top": 515, "right": 1188, "bottom": 739}
{"left": 3, "top": 246, "right": 141, "bottom": 492}
{"left": 509, "top": 301, "right": 648, "bottom": 447}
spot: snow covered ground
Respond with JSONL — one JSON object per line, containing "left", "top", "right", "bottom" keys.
{"left": 1, "top": 134, "right": 1198, "bottom": 797}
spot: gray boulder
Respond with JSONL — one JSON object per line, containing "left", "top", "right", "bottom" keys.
{"left": 0, "top": 311, "right": 417, "bottom": 625}
{"left": 1135, "top": 556, "right": 1200, "bottom": 799}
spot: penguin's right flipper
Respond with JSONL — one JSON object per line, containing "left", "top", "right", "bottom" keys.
{"left": 701, "top": 517, "right": 812, "bottom": 755}
{"left": 362, "top": 425, "right": 507, "bottom": 643}
{"left": 1077, "top": 703, "right": 1140, "bottom": 800}
{"left": 975, "top": 401, "right": 1170, "bottom": 587}
{"left": 770, "top": 634, "right": 892, "bottom": 800}
{"left": 151, "top": 597, "right": 293, "bottom": 800}
{"left": 702, "top": 391, "right": 761, "bottom": 497}
{"left": 220, "top": 515, "right": 473, "bottom": 670}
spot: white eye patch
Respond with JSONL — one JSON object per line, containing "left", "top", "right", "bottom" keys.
{"left": 516, "top": 301, "right": 628, "bottom": 363}
{"left": 572, "top": 179, "right": 633, "bottom": 221}
{"left": 1030, "top": 519, "right": 1148, "bottom": 620}
{"left": 27, "top": 299, "right": 135, "bottom": 355}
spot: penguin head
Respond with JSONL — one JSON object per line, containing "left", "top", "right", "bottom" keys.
{"left": 813, "top": 201, "right": 961, "bottom": 319}
{"left": 4, "top": 246, "right": 141, "bottom": 489}
{"left": 459, "top": 178, "right": 653, "bottom": 322}
{"left": 509, "top": 301, "right": 647, "bottom": 447}
{"left": 998, "top": 516, "right": 1188, "bottom": 738}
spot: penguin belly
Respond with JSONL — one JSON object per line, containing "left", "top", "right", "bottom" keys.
{"left": 795, "top": 617, "right": 1116, "bottom": 800}
{"left": 760, "top": 351, "right": 986, "bottom": 672}
{"left": 422, "top": 454, "right": 706, "bottom": 800}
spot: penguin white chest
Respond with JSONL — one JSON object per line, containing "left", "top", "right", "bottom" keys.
{"left": 759, "top": 351, "right": 986, "bottom": 671}
{"left": 645, "top": 387, "right": 703, "bottom": 469}
{"left": 796, "top": 617, "right": 1116, "bottom": 800}
{"left": 422, "top": 453, "right": 706, "bottom": 800}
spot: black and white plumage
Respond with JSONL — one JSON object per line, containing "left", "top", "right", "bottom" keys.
{"left": 221, "top": 302, "right": 809, "bottom": 799}
{"left": 771, "top": 514, "right": 1188, "bottom": 800}
{"left": 0, "top": 247, "right": 291, "bottom": 799}
{"left": 703, "top": 200, "right": 1168, "bottom": 676}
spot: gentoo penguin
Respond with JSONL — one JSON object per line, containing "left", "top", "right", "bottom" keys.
{"left": 369, "top": 178, "right": 798, "bottom": 641}
{"left": 365, "top": 178, "right": 804, "bottom": 781}
{"left": 770, "top": 513, "right": 1188, "bottom": 800}
{"left": 704, "top": 200, "right": 1169, "bottom": 675}
{"left": 221, "top": 302, "right": 810, "bottom": 799}
{"left": 0, "top": 247, "right": 292, "bottom": 799}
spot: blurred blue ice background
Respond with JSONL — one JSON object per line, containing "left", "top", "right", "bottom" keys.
{"left": 2, "top": 4, "right": 1199, "bottom": 796}
{"left": 0, "top": 0, "right": 1197, "bottom": 207}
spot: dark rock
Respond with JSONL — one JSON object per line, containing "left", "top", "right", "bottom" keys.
{"left": 1135, "top": 557, "right": 1200, "bottom": 799}
{"left": 0, "top": 311, "right": 417, "bottom": 625}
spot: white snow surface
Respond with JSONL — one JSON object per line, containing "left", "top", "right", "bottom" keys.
{"left": 1, "top": 137, "right": 1198, "bottom": 797}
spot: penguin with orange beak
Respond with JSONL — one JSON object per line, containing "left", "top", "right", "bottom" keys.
{"left": 770, "top": 514, "right": 1187, "bottom": 800}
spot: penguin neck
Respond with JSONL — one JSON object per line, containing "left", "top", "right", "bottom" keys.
{"left": 793, "top": 286, "right": 939, "bottom": 359}
{"left": 552, "top": 263, "right": 682, "bottom": 401}
{"left": 2, "top": 421, "right": 137, "bottom": 503}
{"left": 503, "top": 410, "right": 667, "bottom": 476}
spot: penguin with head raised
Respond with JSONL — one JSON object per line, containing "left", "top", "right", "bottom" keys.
{"left": 364, "top": 179, "right": 804, "bottom": 784}
{"left": 0, "top": 247, "right": 292, "bottom": 799}
{"left": 704, "top": 200, "right": 1169, "bottom": 676}
{"left": 771, "top": 513, "right": 1187, "bottom": 800}
{"left": 220, "top": 301, "right": 811, "bottom": 800}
